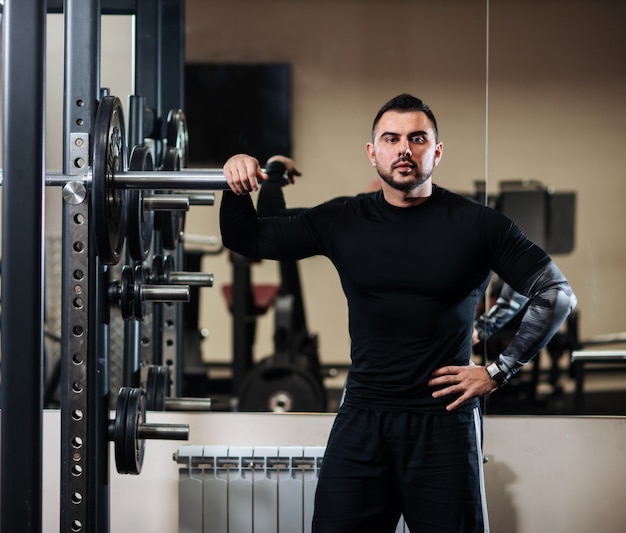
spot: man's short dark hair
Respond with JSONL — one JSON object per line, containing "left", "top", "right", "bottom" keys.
{"left": 372, "top": 94, "right": 438, "bottom": 141}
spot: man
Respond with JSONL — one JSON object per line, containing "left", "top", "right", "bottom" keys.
{"left": 220, "top": 93, "right": 576, "bottom": 532}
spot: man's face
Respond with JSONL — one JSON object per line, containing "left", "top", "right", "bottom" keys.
{"left": 366, "top": 110, "right": 443, "bottom": 193}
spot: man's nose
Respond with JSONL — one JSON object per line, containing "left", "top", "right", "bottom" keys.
{"left": 399, "top": 143, "right": 412, "bottom": 157}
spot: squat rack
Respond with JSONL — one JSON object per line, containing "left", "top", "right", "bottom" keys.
{"left": 0, "top": 1, "right": 218, "bottom": 532}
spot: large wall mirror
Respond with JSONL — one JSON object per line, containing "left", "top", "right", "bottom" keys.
{"left": 183, "top": 0, "right": 626, "bottom": 416}
{"left": 1, "top": 2, "right": 624, "bottom": 416}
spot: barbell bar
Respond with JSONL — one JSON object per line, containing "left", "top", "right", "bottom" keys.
{"left": 0, "top": 169, "right": 231, "bottom": 190}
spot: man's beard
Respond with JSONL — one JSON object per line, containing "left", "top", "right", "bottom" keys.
{"left": 376, "top": 157, "right": 432, "bottom": 193}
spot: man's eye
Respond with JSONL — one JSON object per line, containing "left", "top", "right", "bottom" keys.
{"left": 412, "top": 136, "right": 425, "bottom": 143}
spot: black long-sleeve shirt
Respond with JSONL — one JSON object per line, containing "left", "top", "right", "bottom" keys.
{"left": 221, "top": 163, "right": 576, "bottom": 413}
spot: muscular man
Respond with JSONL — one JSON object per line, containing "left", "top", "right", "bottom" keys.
{"left": 220, "top": 93, "right": 576, "bottom": 532}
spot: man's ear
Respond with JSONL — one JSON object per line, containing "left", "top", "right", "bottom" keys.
{"left": 366, "top": 142, "right": 376, "bottom": 167}
{"left": 434, "top": 142, "right": 444, "bottom": 166}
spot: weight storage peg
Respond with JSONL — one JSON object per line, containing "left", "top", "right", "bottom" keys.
{"left": 108, "top": 264, "right": 190, "bottom": 321}
{"left": 150, "top": 254, "right": 214, "bottom": 288}
{"left": 188, "top": 192, "right": 216, "bottom": 206}
{"left": 109, "top": 387, "right": 189, "bottom": 475}
{"left": 144, "top": 365, "right": 212, "bottom": 412}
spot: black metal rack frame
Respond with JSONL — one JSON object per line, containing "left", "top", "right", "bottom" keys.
{"left": 1, "top": 1, "right": 186, "bottom": 532}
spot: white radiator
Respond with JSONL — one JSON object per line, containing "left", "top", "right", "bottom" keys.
{"left": 175, "top": 445, "right": 409, "bottom": 533}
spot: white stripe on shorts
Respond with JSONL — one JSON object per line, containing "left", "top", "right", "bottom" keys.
{"left": 473, "top": 406, "right": 490, "bottom": 533}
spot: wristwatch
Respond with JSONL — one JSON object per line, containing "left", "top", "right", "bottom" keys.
{"left": 486, "top": 361, "right": 508, "bottom": 387}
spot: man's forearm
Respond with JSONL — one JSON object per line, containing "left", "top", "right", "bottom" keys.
{"left": 495, "top": 261, "right": 577, "bottom": 379}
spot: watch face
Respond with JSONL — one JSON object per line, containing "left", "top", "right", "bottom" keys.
{"left": 487, "top": 363, "right": 506, "bottom": 385}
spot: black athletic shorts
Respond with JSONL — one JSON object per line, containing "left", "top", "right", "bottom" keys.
{"left": 312, "top": 405, "right": 489, "bottom": 533}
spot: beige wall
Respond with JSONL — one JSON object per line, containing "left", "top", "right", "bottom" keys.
{"left": 33, "top": 412, "right": 626, "bottom": 533}
{"left": 183, "top": 0, "right": 626, "bottom": 368}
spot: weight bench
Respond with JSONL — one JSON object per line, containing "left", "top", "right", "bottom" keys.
{"left": 570, "top": 350, "right": 626, "bottom": 413}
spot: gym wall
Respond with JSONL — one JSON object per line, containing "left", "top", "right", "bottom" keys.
{"left": 35, "top": 411, "right": 626, "bottom": 533}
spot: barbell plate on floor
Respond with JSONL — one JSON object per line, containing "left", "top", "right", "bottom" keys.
{"left": 166, "top": 109, "right": 189, "bottom": 169}
{"left": 156, "top": 147, "right": 185, "bottom": 250}
{"left": 238, "top": 360, "right": 327, "bottom": 412}
{"left": 92, "top": 95, "right": 129, "bottom": 265}
{"left": 126, "top": 145, "right": 155, "bottom": 262}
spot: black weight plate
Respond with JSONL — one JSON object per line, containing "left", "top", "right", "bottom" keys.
{"left": 238, "top": 361, "right": 326, "bottom": 412}
{"left": 163, "top": 255, "right": 175, "bottom": 284}
{"left": 156, "top": 147, "right": 185, "bottom": 250}
{"left": 133, "top": 265, "right": 146, "bottom": 321}
{"left": 92, "top": 96, "right": 128, "bottom": 265}
{"left": 145, "top": 366, "right": 158, "bottom": 411}
{"left": 114, "top": 387, "right": 130, "bottom": 474}
{"left": 151, "top": 254, "right": 164, "bottom": 284}
{"left": 154, "top": 365, "right": 171, "bottom": 411}
{"left": 124, "top": 387, "right": 146, "bottom": 475}
{"left": 166, "top": 108, "right": 189, "bottom": 169}
{"left": 160, "top": 144, "right": 180, "bottom": 172}
{"left": 160, "top": 209, "right": 185, "bottom": 251}
{"left": 127, "top": 145, "right": 155, "bottom": 261}
{"left": 119, "top": 266, "right": 134, "bottom": 321}
{"left": 147, "top": 254, "right": 172, "bottom": 284}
